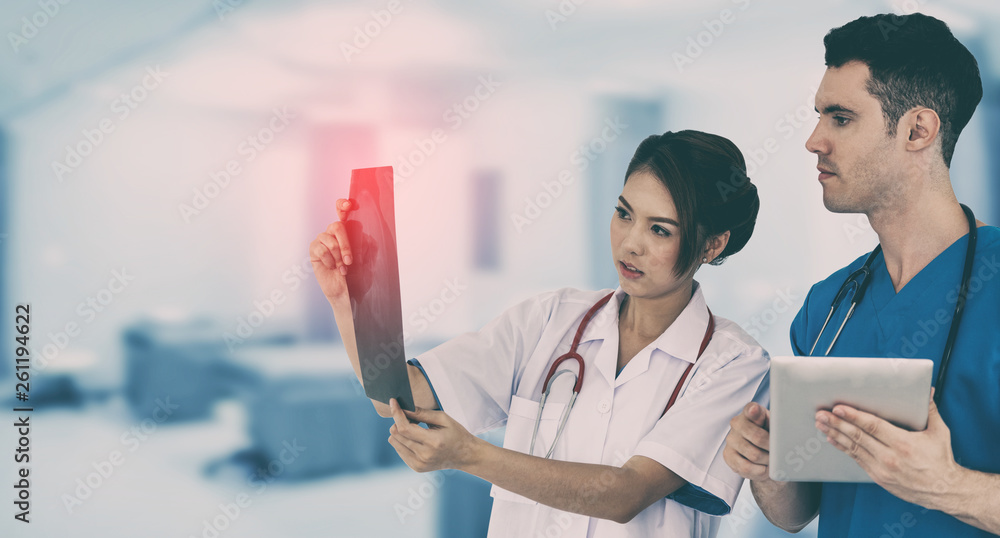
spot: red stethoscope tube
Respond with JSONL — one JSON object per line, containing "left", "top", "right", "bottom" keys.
{"left": 529, "top": 292, "right": 715, "bottom": 458}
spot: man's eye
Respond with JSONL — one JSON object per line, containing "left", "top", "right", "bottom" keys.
{"left": 834, "top": 116, "right": 850, "bottom": 126}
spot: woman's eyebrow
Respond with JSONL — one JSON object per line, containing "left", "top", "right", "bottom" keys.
{"left": 619, "top": 195, "right": 678, "bottom": 226}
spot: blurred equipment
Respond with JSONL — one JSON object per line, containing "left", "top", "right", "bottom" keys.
{"left": 228, "top": 344, "right": 403, "bottom": 479}
{"left": 437, "top": 472, "right": 493, "bottom": 538}
{"left": 123, "top": 317, "right": 231, "bottom": 422}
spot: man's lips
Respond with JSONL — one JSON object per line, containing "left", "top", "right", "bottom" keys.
{"left": 818, "top": 166, "right": 836, "bottom": 180}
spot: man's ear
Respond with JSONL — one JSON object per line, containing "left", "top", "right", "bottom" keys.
{"left": 704, "top": 231, "right": 731, "bottom": 264}
{"left": 904, "top": 108, "right": 941, "bottom": 153}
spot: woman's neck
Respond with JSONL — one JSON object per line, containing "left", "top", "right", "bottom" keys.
{"left": 618, "top": 281, "right": 694, "bottom": 340}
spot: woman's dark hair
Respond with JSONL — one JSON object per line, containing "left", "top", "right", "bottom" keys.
{"left": 623, "top": 130, "right": 759, "bottom": 277}
{"left": 823, "top": 13, "right": 982, "bottom": 167}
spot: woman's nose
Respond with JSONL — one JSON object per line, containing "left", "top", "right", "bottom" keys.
{"left": 621, "top": 225, "right": 643, "bottom": 255}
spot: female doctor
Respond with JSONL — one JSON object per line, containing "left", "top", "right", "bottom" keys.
{"left": 310, "top": 130, "right": 769, "bottom": 537}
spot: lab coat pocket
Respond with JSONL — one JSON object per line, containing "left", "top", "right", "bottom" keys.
{"left": 490, "top": 395, "right": 567, "bottom": 505}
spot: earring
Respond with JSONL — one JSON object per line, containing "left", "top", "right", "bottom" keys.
{"left": 702, "top": 257, "right": 708, "bottom": 263}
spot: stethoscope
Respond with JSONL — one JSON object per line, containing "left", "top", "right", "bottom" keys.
{"left": 529, "top": 292, "right": 715, "bottom": 459}
{"left": 809, "top": 204, "right": 978, "bottom": 405}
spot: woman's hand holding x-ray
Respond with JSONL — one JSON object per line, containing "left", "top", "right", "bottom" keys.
{"left": 309, "top": 198, "right": 356, "bottom": 306}
{"left": 387, "top": 398, "right": 481, "bottom": 472}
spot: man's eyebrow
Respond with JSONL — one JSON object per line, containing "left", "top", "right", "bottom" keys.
{"left": 815, "top": 104, "right": 856, "bottom": 115}
{"left": 618, "top": 196, "right": 679, "bottom": 226}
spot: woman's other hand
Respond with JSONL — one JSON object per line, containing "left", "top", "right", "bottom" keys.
{"left": 387, "top": 398, "right": 483, "bottom": 473}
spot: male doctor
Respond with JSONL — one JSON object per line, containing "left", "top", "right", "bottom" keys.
{"left": 723, "top": 13, "right": 1000, "bottom": 536}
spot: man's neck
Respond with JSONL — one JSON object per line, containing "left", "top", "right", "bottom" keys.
{"left": 868, "top": 187, "right": 969, "bottom": 292}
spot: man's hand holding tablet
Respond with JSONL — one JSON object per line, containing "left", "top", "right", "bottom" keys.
{"left": 767, "top": 356, "right": 933, "bottom": 483}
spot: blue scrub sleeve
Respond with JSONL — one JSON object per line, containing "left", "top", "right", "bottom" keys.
{"left": 667, "top": 483, "right": 730, "bottom": 516}
{"left": 407, "top": 358, "right": 443, "bottom": 410}
{"left": 789, "top": 285, "right": 816, "bottom": 356}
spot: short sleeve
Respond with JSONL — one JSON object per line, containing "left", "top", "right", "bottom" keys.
{"left": 790, "top": 284, "right": 818, "bottom": 356}
{"left": 632, "top": 333, "right": 770, "bottom": 515}
{"left": 414, "top": 292, "right": 558, "bottom": 435}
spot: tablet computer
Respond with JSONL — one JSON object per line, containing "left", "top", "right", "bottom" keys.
{"left": 344, "top": 166, "right": 415, "bottom": 411}
{"left": 768, "top": 356, "right": 933, "bottom": 483}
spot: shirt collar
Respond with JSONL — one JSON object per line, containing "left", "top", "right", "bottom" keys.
{"left": 580, "top": 282, "right": 712, "bottom": 365}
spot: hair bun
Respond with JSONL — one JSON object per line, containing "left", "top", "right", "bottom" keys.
{"left": 701, "top": 175, "right": 758, "bottom": 263}
{"left": 718, "top": 182, "right": 759, "bottom": 259}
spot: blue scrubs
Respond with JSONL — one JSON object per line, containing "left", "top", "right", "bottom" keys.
{"left": 790, "top": 225, "right": 1000, "bottom": 537}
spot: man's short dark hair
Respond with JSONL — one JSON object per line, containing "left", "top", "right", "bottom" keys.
{"left": 824, "top": 13, "right": 982, "bottom": 167}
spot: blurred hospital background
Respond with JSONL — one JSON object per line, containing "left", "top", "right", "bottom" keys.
{"left": 1, "top": 0, "right": 998, "bottom": 536}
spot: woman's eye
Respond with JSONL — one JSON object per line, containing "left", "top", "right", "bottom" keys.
{"left": 614, "top": 207, "right": 630, "bottom": 220}
{"left": 652, "top": 225, "right": 671, "bottom": 237}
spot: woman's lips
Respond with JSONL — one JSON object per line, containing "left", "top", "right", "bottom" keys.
{"left": 619, "top": 261, "right": 643, "bottom": 279}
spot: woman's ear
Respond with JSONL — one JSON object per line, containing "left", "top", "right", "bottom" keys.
{"left": 703, "top": 231, "right": 731, "bottom": 264}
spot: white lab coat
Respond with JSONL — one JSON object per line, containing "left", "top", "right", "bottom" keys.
{"left": 415, "top": 283, "right": 770, "bottom": 537}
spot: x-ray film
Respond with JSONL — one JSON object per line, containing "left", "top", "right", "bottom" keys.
{"left": 344, "top": 166, "right": 414, "bottom": 411}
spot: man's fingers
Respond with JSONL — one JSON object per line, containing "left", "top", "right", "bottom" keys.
{"left": 817, "top": 408, "right": 889, "bottom": 464}
{"left": 745, "top": 402, "right": 769, "bottom": 429}
{"left": 822, "top": 422, "right": 877, "bottom": 470}
{"left": 926, "top": 394, "right": 947, "bottom": 434}
{"left": 732, "top": 407, "right": 770, "bottom": 451}
{"left": 731, "top": 431, "right": 769, "bottom": 465}
{"left": 832, "top": 405, "right": 903, "bottom": 445}
{"left": 724, "top": 444, "right": 769, "bottom": 480}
